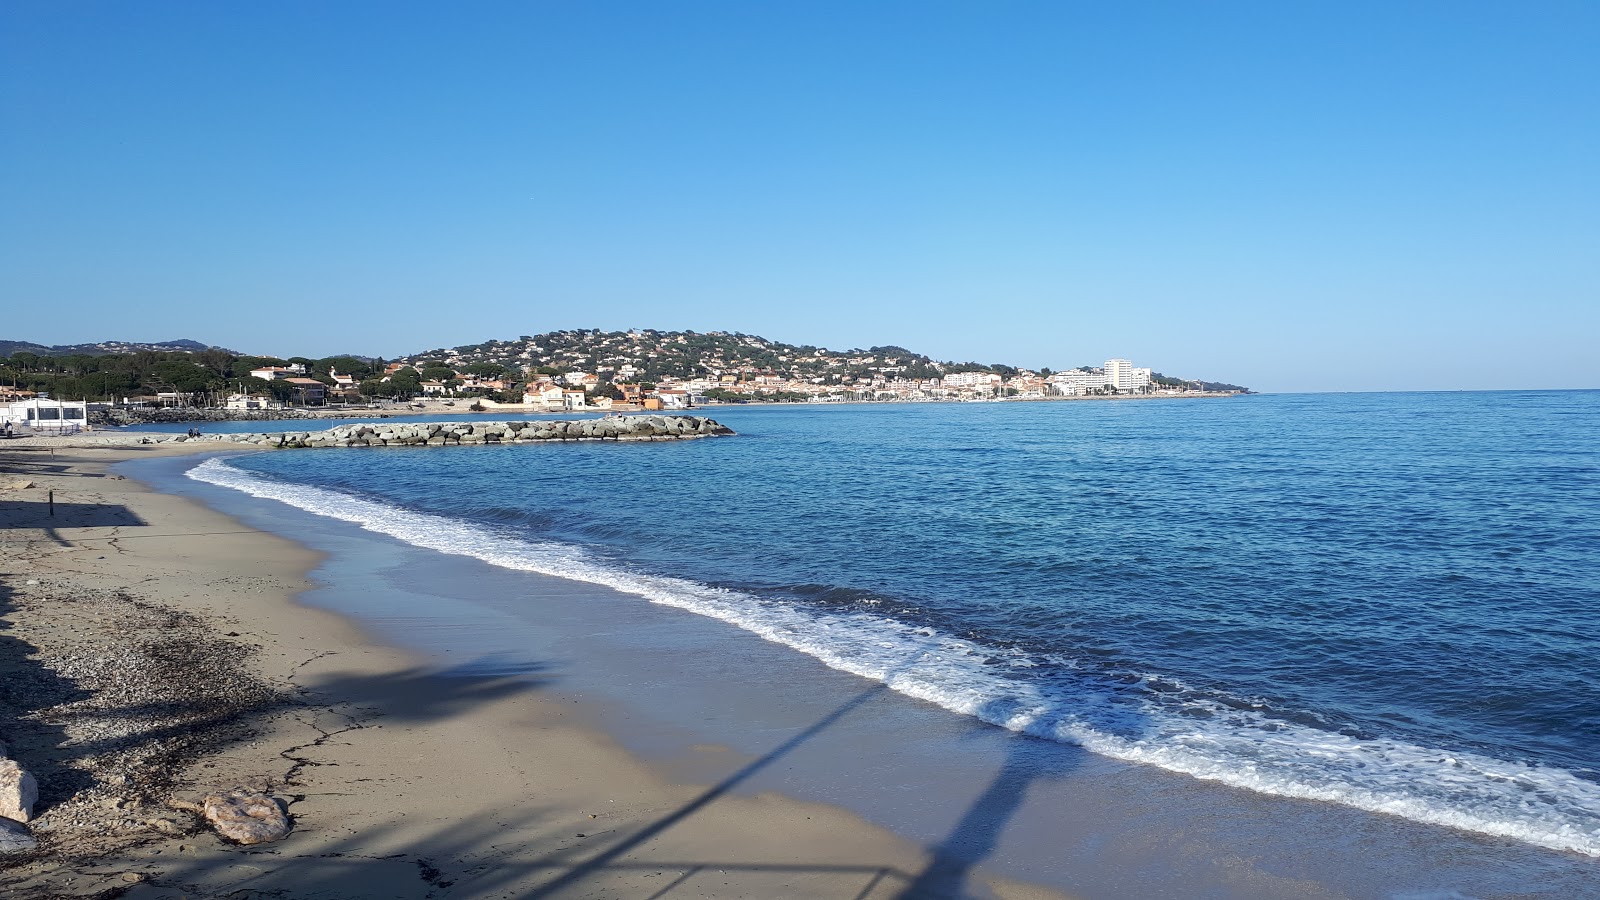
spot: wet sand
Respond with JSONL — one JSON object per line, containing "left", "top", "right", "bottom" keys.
{"left": 0, "top": 444, "right": 1064, "bottom": 899}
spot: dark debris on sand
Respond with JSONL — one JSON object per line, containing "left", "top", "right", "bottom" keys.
{"left": 0, "top": 576, "right": 286, "bottom": 888}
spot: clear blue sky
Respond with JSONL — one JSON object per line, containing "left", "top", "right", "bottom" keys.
{"left": 3, "top": 2, "right": 1596, "bottom": 391}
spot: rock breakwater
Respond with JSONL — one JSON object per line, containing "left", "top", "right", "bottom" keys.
{"left": 198, "top": 414, "right": 734, "bottom": 448}
{"left": 92, "top": 407, "right": 381, "bottom": 427}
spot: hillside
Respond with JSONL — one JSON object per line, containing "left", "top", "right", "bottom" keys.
{"left": 400, "top": 330, "right": 957, "bottom": 385}
{"left": 397, "top": 329, "right": 1248, "bottom": 392}
{"left": 0, "top": 338, "right": 240, "bottom": 357}
{"left": 0, "top": 329, "right": 1248, "bottom": 402}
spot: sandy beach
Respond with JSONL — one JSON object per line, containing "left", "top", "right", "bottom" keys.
{"left": 0, "top": 442, "right": 1066, "bottom": 899}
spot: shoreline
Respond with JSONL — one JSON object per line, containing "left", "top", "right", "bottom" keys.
{"left": 67, "top": 390, "right": 1245, "bottom": 431}
{"left": 8, "top": 437, "right": 1597, "bottom": 899}
{"left": 0, "top": 444, "right": 1064, "bottom": 898}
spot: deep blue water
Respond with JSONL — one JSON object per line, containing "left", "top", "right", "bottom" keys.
{"left": 189, "top": 392, "right": 1600, "bottom": 854}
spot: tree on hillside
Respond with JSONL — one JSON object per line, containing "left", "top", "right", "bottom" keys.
{"left": 464, "top": 362, "right": 506, "bottom": 378}
{"left": 233, "top": 356, "right": 288, "bottom": 376}
{"left": 316, "top": 356, "right": 375, "bottom": 379}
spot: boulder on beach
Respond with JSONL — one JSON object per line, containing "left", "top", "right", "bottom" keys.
{"left": 200, "top": 789, "right": 291, "bottom": 845}
{"left": 0, "top": 759, "right": 38, "bottom": 823}
{"left": 0, "top": 816, "right": 35, "bottom": 853}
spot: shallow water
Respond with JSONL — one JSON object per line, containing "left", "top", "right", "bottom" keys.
{"left": 189, "top": 392, "right": 1600, "bottom": 857}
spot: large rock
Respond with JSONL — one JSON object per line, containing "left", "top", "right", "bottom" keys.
{"left": 201, "top": 790, "right": 291, "bottom": 845}
{"left": 0, "top": 817, "right": 35, "bottom": 853}
{"left": 0, "top": 759, "right": 38, "bottom": 823}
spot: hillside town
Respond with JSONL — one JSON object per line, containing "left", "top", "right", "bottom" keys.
{"left": 0, "top": 330, "right": 1248, "bottom": 430}
{"left": 238, "top": 354, "right": 1181, "bottom": 410}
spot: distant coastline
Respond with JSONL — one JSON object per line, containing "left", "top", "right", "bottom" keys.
{"left": 84, "top": 389, "right": 1246, "bottom": 427}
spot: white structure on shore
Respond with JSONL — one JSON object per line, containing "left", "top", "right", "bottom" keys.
{"left": 1047, "top": 370, "right": 1105, "bottom": 395}
{"left": 1104, "top": 358, "right": 1153, "bottom": 392}
{"left": 2, "top": 398, "right": 89, "bottom": 431}
{"left": 942, "top": 372, "right": 1003, "bottom": 390}
{"left": 224, "top": 394, "right": 276, "bottom": 411}
{"left": 1047, "top": 359, "right": 1154, "bottom": 396}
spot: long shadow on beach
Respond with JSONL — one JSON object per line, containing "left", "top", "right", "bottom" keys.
{"left": 60, "top": 652, "right": 1108, "bottom": 898}
{"left": 515, "top": 685, "right": 1091, "bottom": 899}
{"left": 894, "top": 721, "right": 1082, "bottom": 899}
{"left": 523, "top": 683, "right": 895, "bottom": 899}
{"left": 0, "top": 578, "right": 97, "bottom": 821}
{"left": 1, "top": 500, "right": 147, "bottom": 549}
{"left": 125, "top": 681, "right": 927, "bottom": 900}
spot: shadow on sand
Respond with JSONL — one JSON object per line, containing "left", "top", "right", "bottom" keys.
{"left": 0, "top": 578, "right": 98, "bottom": 814}
{"left": 124, "top": 677, "right": 1099, "bottom": 898}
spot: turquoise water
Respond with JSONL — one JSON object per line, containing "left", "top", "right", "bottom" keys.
{"left": 189, "top": 392, "right": 1600, "bottom": 855}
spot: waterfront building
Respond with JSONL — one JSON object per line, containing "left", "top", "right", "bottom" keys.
{"left": 1103, "top": 358, "right": 1153, "bottom": 393}
{"left": 283, "top": 377, "right": 327, "bottom": 405}
{"left": 523, "top": 383, "right": 564, "bottom": 409}
{"left": 2, "top": 398, "right": 89, "bottom": 431}
{"left": 224, "top": 394, "right": 275, "bottom": 411}
{"left": 1048, "top": 370, "right": 1106, "bottom": 395}
{"left": 942, "top": 372, "right": 1003, "bottom": 390}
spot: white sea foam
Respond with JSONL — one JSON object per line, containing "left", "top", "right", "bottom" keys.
{"left": 189, "top": 457, "right": 1600, "bottom": 857}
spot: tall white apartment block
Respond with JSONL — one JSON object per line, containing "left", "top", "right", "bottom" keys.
{"left": 1104, "top": 358, "right": 1152, "bottom": 392}
{"left": 1105, "top": 358, "right": 1132, "bottom": 389}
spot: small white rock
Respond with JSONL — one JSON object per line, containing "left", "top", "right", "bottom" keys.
{"left": 0, "top": 760, "right": 38, "bottom": 823}
{"left": 201, "top": 790, "right": 290, "bottom": 845}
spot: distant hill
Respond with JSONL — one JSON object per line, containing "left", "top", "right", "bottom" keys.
{"left": 398, "top": 328, "right": 1248, "bottom": 391}
{"left": 398, "top": 329, "right": 977, "bottom": 385}
{"left": 0, "top": 338, "right": 241, "bottom": 357}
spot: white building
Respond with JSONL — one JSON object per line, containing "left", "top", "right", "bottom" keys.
{"left": 942, "top": 372, "right": 1003, "bottom": 390}
{"left": 249, "top": 364, "right": 308, "bottom": 381}
{"left": 224, "top": 394, "right": 274, "bottom": 410}
{"left": 3, "top": 398, "right": 88, "bottom": 431}
{"left": 1104, "top": 359, "right": 1153, "bottom": 393}
{"left": 1048, "top": 369, "right": 1106, "bottom": 395}
{"left": 523, "top": 383, "right": 563, "bottom": 409}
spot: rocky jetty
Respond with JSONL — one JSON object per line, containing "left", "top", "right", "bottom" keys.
{"left": 195, "top": 414, "right": 734, "bottom": 448}
{"left": 91, "top": 406, "right": 385, "bottom": 427}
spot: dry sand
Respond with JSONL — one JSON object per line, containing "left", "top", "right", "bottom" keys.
{"left": 0, "top": 444, "right": 1068, "bottom": 899}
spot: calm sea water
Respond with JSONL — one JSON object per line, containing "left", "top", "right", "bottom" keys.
{"left": 189, "top": 392, "right": 1600, "bottom": 855}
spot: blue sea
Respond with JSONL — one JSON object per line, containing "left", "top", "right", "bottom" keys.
{"left": 184, "top": 392, "right": 1600, "bottom": 857}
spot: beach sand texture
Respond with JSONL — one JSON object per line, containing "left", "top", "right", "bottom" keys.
{"left": 0, "top": 444, "right": 1068, "bottom": 899}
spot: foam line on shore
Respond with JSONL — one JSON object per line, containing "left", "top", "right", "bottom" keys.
{"left": 188, "top": 456, "right": 1600, "bottom": 857}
